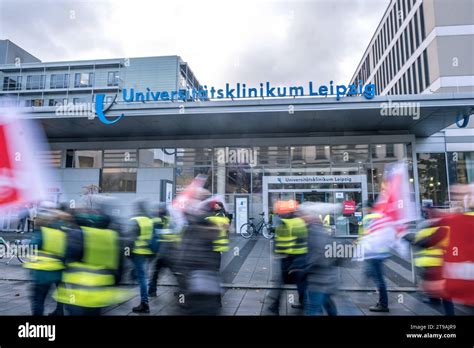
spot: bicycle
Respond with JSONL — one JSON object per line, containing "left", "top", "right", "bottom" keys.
{"left": 0, "top": 236, "right": 31, "bottom": 264}
{"left": 240, "top": 212, "right": 275, "bottom": 239}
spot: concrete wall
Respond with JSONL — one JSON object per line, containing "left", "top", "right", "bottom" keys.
{"left": 50, "top": 168, "right": 101, "bottom": 206}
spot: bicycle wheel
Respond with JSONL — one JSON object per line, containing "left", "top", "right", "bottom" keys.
{"left": 262, "top": 224, "right": 275, "bottom": 239}
{"left": 15, "top": 239, "right": 30, "bottom": 263}
{"left": 240, "top": 223, "right": 255, "bottom": 239}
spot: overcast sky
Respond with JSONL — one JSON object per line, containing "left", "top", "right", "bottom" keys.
{"left": 0, "top": 0, "right": 389, "bottom": 87}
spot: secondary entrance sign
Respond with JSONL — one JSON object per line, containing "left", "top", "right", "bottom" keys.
{"left": 234, "top": 196, "right": 249, "bottom": 234}
{"left": 262, "top": 175, "right": 368, "bottom": 220}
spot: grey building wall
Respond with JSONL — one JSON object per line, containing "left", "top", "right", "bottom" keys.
{"left": 427, "top": 35, "right": 474, "bottom": 83}
{"left": 424, "top": 0, "right": 474, "bottom": 32}
{"left": 0, "top": 39, "right": 41, "bottom": 64}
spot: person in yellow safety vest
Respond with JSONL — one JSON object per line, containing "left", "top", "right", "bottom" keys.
{"left": 209, "top": 201, "right": 230, "bottom": 253}
{"left": 268, "top": 200, "right": 308, "bottom": 315}
{"left": 148, "top": 203, "right": 181, "bottom": 297}
{"left": 404, "top": 206, "right": 455, "bottom": 315}
{"left": 319, "top": 214, "right": 331, "bottom": 232}
{"left": 130, "top": 200, "right": 157, "bottom": 314}
{"left": 23, "top": 204, "right": 70, "bottom": 316}
{"left": 54, "top": 208, "right": 131, "bottom": 315}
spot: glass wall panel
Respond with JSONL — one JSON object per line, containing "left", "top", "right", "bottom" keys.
{"left": 139, "top": 148, "right": 175, "bottom": 167}
{"left": 417, "top": 153, "right": 448, "bottom": 206}
{"left": 447, "top": 151, "right": 474, "bottom": 184}
{"left": 101, "top": 168, "right": 137, "bottom": 192}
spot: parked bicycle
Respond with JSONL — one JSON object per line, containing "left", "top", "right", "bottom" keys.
{"left": 0, "top": 236, "right": 31, "bottom": 264}
{"left": 240, "top": 212, "right": 275, "bottom": 239}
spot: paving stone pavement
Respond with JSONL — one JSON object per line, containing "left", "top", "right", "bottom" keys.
{"left": 1, "top": 231, "right": 473, "bottom": 316}
{"left": 0, "top": 279, "right": 473, "bottom": 316}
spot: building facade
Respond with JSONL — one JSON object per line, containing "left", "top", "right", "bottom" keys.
{"left": 350, "top": 0, "right": 474, "bottom": 208}
{"left": 0, "top": 0, "right": 473, "bottom": 234}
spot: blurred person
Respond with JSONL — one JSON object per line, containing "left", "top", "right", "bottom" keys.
{"left": 27, "top": 203, "right": 37, "bottom": 233}
{"left": 358, "top": 200, "right": 391, "bottom": 312}
{"left": 207, "top": 199, "right": 230, "bottom": 254}
{"left": 205, "top": 198, "right": 231, "bottom": 306}
{"left": 16, "top": 204, "right": 29, "bottom": 233}
{"left": 148, "top": 203, "right": 181, "bottom": 297}
{"left": 404, "top": 206, "right": 455, "bottom": 315}
{"left": 299, "top": 202, "right": 341, "bottom": 316}
{"left": 268, "top": 200, "right": 308, "bottom": 314}
{"left": 175, "top": 190, "right": 222, "bottom": 315}
{"left": 23, "top": 202, "right": 69, "bottom": 316}
{"left": 438, "top": 184, "right": 474, "bottom": 311}
{"left": 130, "top": 200, "right": 158, "bottom": 313}
{"left": 54, "top": 206, "right": 130, "bottom": 315}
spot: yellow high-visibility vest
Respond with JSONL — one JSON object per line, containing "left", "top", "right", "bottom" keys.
{"left": 54, "top": 226, "right": 131, "bottom": 308}
{"left": 275, "top": 217, "right": 308, "bottom": 255}
{"left": 23, "top": 226, "right": 66, "bottom": 271}
{"left": 206, "top": 215, "right": 230, "bottom": 252}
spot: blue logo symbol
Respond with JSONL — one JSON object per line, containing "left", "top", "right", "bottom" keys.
{"left": 277, "top": 177, "right": 282, "bottom": 184}
{"left": 95, "top": 94, "right": 124, "bottom": 125}
{"left": 455, "top": 113, "right": 470, "bottom": 128}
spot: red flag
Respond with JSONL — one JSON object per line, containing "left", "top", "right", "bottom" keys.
{"left": 0, "top": 124, "right": 20, "bottom": 205}
{"left": 172, "top": 174, "right": 208, "bottom": 212}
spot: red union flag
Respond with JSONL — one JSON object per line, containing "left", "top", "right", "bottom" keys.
{"left": 373, "top": 161, "right": 417, "bottom": 233}
{"left": 172, "top": 174, "right": 208, "bottom": 212}
{"left": 0, "top": 107, "right": 51, "bottom": 210}
{"left": 0, "top": 124, "right": 20, "bottom": 205}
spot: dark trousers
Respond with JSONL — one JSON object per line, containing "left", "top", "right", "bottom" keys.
{"left": 31, "top": 282, "right": 64, "bottom": 316}
{"left": 182, "top": 294, "right": 221, "bottom": 316}
{"left": 148, "top": 255, "right": 173, "bottom": 294}
{"left": 65, "top": 304, "right": 101, "bottom": 316}
{"left": 270, "top": 255, "right": 306, "bottom": 310}
{"left": 304, "top": 290, "right": 337, "bottom": 316}
{"left": 365, "top": 258, "right": 388, "bottom": 308}
{"left": 17, "top": 218, "right": 27, "bottom": 232}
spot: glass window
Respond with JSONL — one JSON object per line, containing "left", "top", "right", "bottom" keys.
{"left": 25, "top": 99, "right": 44, "bottom": 107}
{"left": 139, "top": 148, "right": 175, "bottom": 167}
{"left": 50, "top": 74, "right": 69, "bottom": 89}
{"left": 256, "top": 146, "right": 289, "bottom": 166}
{"left": 214, "top": 147, "right": 258, "bottom": 167}
{"left": 176, "top": 167, "right": 212, "bottom": 194}
{"left": 36, "top": 150, "right": 62, "bottom": 168}
{"left": 74, "top": 72, "right": 94, "bottom": 88}
{"left": 3, "top": 76, "right": 22, "bottom": 91}
{"left": 176, "top": 148, "right": 212, "bottom": 166}
{"left": 49, "top": 98, "right": 68, "bottom": 106}
{"left": 331, "top": 144, "right": 369, "bottom": 164}
{"left": 417, "top": 153, "right": 448, "bottom": 206}
{"left": 26, "top": 75, "right": 45, "bottom": 90}
{"left": 214, "top": 166, "right": 251, "bottom": 194}
{"left": 65, "top": 150, "right": 102, "bottom": 168}
{"left": 73, "top": 97, "right": 90, "bottom": 105}
{"left": 447, "top": 152, "right": 474, "bottom": 184}
{"left": 371, "top": 144, "right": 407, "bottom": 162}
{"left": 107, "top": 71, "right": 120, "bottom": 86}
{"left": 101, "top": 168, "right": 137, "bottom": 193}
{"left": 291, "top": 145, "right": 330, "bottom": 166}
{"left": 103, "top": 149, "right": 137, "bottom": 168}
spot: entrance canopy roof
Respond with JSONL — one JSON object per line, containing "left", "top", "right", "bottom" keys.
{"left": 26, "top": 93, "right": 474, "bottom": 142}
